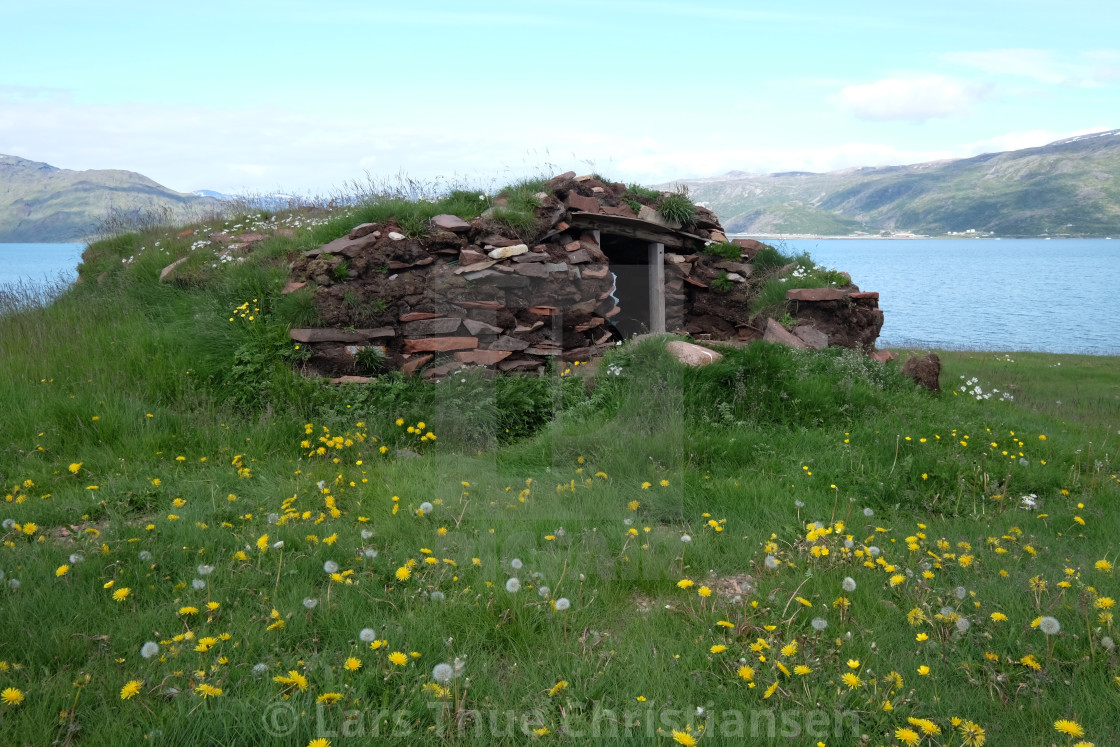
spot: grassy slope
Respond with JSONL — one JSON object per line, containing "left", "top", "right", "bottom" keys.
{"left": 0, "top": 210, "right": 1118, "bottom": 745}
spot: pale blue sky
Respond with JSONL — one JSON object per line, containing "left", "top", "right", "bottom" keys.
{"left": 2, "top": 0, "right": 1116, "bottom": 194}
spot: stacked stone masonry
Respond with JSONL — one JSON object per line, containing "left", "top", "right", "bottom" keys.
{"left": 286, "top": 172, "right": 884, "bottom": 380}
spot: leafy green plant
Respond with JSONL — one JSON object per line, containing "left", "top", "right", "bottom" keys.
{"left": 656, "top": 189, "right": 696, "bottom": 225}
{"left": 711, "top": 270, "right": 734, "bottom": 293}
{"left": 625, "top": 184, "right": 661, "bottom": 201}
{"left": 752, "top": 245, "right": 793, "bottom": 272}
{"left": 396, "top": 212, "right": 427, "bottom": 238}
{"left": 622, "top": 197, "right": 643, "bottom": 215}
{"left": 354, "top": 345, "right": 387, "bottom": 374}
{"left": 332, "top": 259, "right": 350, "bottom": 282}
{"left": 704, "top": 242, "right": 741, "bottom": 260}
{"left": 779, "top": 312, "right": 796, "bottom": 330}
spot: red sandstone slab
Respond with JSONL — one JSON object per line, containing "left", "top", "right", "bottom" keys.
{"left": 399, "top": 312, "right": 442, "bottom": 322}
{"left": 786, "top": 288, "right": 846, "bottom": 302}
{"left": 454, "top": 350, "right": 512, "bottom": 365}
{"left": 454, "top": 300, "right": 504, "bottom": 311}
{"left": 529, "top": 306, "right": 559, "bottom": 316}
{"left": 282, "top": 281, "right": 306, "bottom": 294}
{"left": 403, "top": 337, "right": 479, "bottom": 353}
{"left": 565, "top": 193, "right": 600, "bottom": 214}
{"left": 400, "top": 354, "right": 433, "bottom": 376}
{"left": 849, "top": 291, "right": 879, "bottom": 300}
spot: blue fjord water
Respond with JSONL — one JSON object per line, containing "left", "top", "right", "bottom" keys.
{"left": 3, "top": 239, "right": 1118, "bottom": 354}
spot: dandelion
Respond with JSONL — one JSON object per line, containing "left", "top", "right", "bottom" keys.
{"left": 192, "top": 579, "right": 206, "bottom": 590}
{"left": 555, "top": 598, "right": 571, "bottom": 611}
{"left": 252, "top": 663, "right": 269, "bottom": 676}
{"left": 344, "top": 657, "right": 362, "bottom": 671}
{"left": 359, "top": 628, "right": 376, "bottom": 642}
{"left": 842, "top": 577, "right": 856, "bottom": 592}
{"left": 895, "top": 727, "right": 921, "bottom": 746}
{"left": 506, "top": 578, "right": 521, "bottom": 593}
{"left": 56, "top": 564, "right": 70, "bottom": 577}
{"left": 197, "top": 564, "right": 213, "bottom": 575}
{"left": 1, "top": 687, "right": 24, "bottom": 706}
{"left": 680, "top": 534, "right": 691, "bottom": 543}
{"left": 956, "top": 618, "right": 971, "bottom": 633}
{"left": 388, "top": 651, "right": 408, "bottom": 666}
{"left": 141, "top": 642, "right": 160, "bottom": 659}
{"left": 429, "top": 591, "right": 445, "bottom": 603}
{"left": 418, "top": 502, "right": 433, "bottom": 515}
{"left": 764, "top": 555, "right": 779, "bottom": 570}
{"left": 917, "top": 665, "right": 930, "bottom": 676}
{"left": 671, "top": 729, "right": 698, "bottom": 746}
{"left": 432, "top": 663, "right": 454, "bottom": 682}
{"left": 1054, "top": 720, "right": 1085, "bottom": 738}
{"left": 69, "top": 553, "right": 84, "bottom": 564}
{"left": 863, "top": 508, "right": 874, "bottom": 517}
{"left": 324, "top": 560, "right": 339, "bottom": 574}
{"left": 195, "top": 684, "right": 223, "bottom": 698}
{"left": 303, "top": 598, "right": 318, "bottom": 610}
{"left": 395, "top": 566, "right": 411, "bottom": 581}
{"left": 811, "top": 618, "right": 828, "bottom": 631}
{"left": 1039, "top": 616, "right": 1061, "bottom": 635}
{"left": 113, "top": 587, "right": 131, "bottom": 602}
{"left": 120, "top": 680, "right": 143, "bottom": 700}
{"left": 511, "top": 558, "right": 523, "bottom": 570}
{"left": 138, "top": 551, "right": 152, "bottom": 561}
{"left": 841, "top": 672, "right": 863, "bottom": 689}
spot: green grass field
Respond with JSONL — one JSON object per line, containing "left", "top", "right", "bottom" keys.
{"left": 0, "top": 209, "right": 1118, "bottom": 746}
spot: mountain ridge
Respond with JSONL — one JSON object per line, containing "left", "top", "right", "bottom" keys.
{"left": 664, "top": 130, "right": 1120, "bottom": 237}
{"left": 0, "top": 154, "right": 223, "bottom": 243}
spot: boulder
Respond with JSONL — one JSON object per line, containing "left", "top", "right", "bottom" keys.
{"left": 565, "top": 193, "right": 600, "bottom": 214}
{"left": 902, "top": 352, "right": 940, "bottom": 391}
{"left": 400, "top": 354, "right": 433, "bottom": 376}
{"left": 402, "top": 317, "right": 462, "bottom": 336}
{"left": 763, "top": 318, "right": 809, "bottom": 349}
{"left": 349, "top": 223, "right": 379, "bottom": 239}
{"left": 282, "top": 281, "right": 307, "bottom": 294}
{"left": 666, "top": 340, "right": 724, "bottom": 366}
{"left": 454, "top": 350, "right": 512, "bottom": 365}
{"left": 793, "top": 325, "right": 828, "bottom": 350}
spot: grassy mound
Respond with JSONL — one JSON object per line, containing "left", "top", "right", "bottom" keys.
{"left": 0, "top": 205, "right": 1118, "bottom": 745}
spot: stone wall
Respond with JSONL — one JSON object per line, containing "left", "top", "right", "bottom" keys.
{"left": 285, "top": 173, "right": 884, "bottom": 380}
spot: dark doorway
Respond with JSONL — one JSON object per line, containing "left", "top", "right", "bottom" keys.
{"left": 600, "top": 235, "right": 652, "bottom": 338}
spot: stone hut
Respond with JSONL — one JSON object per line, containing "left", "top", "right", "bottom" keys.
{"left": 286, "top": 172, "right": 884, "bottom": 380}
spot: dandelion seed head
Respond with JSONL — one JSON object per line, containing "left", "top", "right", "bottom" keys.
{"left": 538, "top": 586, "right": 550, "bottom": 598}
{"left": 303, "top": 598, "right": 318, "bottom": 609}
{"left": 359, "top": 628, "right": 376, "bottom": 642}
{"left": 251, "top": 663, "right": 269, "bottom": 676}
{"left": 681, "top": 534, "right": 691, "bottom": 543}
{"left": 361, "top": 530, "right": 373, "bottom": 540}
{"left": 363, "top": 549, "right": 378, "bottom": 560}
{"left": 842, "top": 577, "right": 857, "bottom": 592}
{"left": 7, "top": 579, "right": 19, "bottom": 590}
{"left": 197, "top": 564, "right": 214, "bottom": 575}
{"left": 192, "top": 579, "right": 206, "bottom": 590}
{"left": 141, "top": 641, "right": 160, "bottom": 659}
{"left": 863, "top": 508, "right": 874, "bottom": 517}
{"left": 505, "top": 577, "right": 521, "bottom": 593}
{"left": 956, "top": 618, "right": 971, "bottom": 633}
{"left": 811, "top": 618, "right": 828, "bottom": 631}
{"left": 954, "top": 586, "right": 967, "bottom": 600}
{"left": 419, "top": 501, "right": 433, "bottom": 514}
{"left": 764, "top": 555, "right": 779, "bottom": 570}
{"left": 69, "top": 553, "right": 84, "bottom": 564}
{"left": 510, "top": 558, "right": 523, "bottom": 570}
{"left": 138, "top": 551, "right": 152, "bottom": 561}
{"left": 324, "top": 560, "right": 339, "bottom": 574}
{"left": 429, "top": 591, "right": 445, "bottom": 602}
{"left": 555, "top": 597, "right": 571, "bottom": 611}
{"left": 868, "top": 546, "right": 881, "bottom": 557}
{"left": 1039, "top": 616, "right": 1061, "bottom": 635}
{"left": 432, "top": 663, "right": 454, "bottom": 682}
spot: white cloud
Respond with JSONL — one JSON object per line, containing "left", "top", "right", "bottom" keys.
{"left": 832, "top": 75, "right": 990, "bottom": 122}
{"left": 942, "top": 49, "right": 1120, "bottom": 87}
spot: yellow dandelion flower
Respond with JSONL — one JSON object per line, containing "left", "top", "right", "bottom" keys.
{"left": 677, "top": 579, "right": 694, "bottom": 589}
{"left": 195, "top": 683, "right": 223, "bottom": 698}
{"left": 841, "top": 673, "right": 863, "bottom": 689}
{"left": 794, "top": 665, "right": 812, "bottom": 675}
{"left": 112, "top": 587, "right": 131, "bottom": 602}
{"left": 737, "top": 664, "right": 755, "bottom": 681}
{"left": 895, "top": 727, "right": 921, "bottom": 746}
{"left": 917, "top": 665, "right": 930, "bottom": 676}
{"left": 1, "top": 687, "right": 25, "bottom": 706}
{"left": 763, "top": 681, "right": 778, "bottom": 699}
{"left": 309, "top": 738, "right": 332, "bottom": 747}
{"left": 56, "top": 564, "right": 70, "bottom": 577}
{"left": 120, "top": 680, "right": 143, "bottom": 700}
{"left": 1054, "top": 720, "right": 1084, "bottom": 738}
{"left": 671, "top": 729, "right": 698, "bottom": 746}
{"left": 709, "top": 644, "right": 727, "bottom": 654}
{"left": 344, "top": 657, "right": 362, "bottom": 671}
{"left": 547, "top": 680, "right": 568, "bottom": 697}
{"left": 697, "top": 586, "right": 711, "bottom": 597}
{"left": 388, "top": 651, "right": 408, "bottom": 666}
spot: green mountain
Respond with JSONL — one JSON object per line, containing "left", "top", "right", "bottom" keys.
{"left": 667, "top": 130, "right": 1120, "bottom": 237}
{"left": 0, "top": 154, "right": 223, "bottom": 243}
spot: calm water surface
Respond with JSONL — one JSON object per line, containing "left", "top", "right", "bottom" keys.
{"left": 3, "top": 240, "right": 1118, "bottom": 354}
{"left": 781, "top": 238, "right": 1120, "bottom": 355}
{"left": 0, "top": 243, "right": 85, "bottom": 288}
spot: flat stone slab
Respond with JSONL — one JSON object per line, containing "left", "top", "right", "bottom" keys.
{"left": 793, "top": 325, "right": 828, "bottom": 350}
{"left": 565, "top": 193, "right": 600, "bottom": 214}
{"left": 330, "top": 375, "right": 372, "bottom": 385}
{"left": 849, "top": 291, "right": 879, "bottom": 300}
{"left": 489, "top": 335, "right": 530, "bottom": 351}
{"left": 430, "top": 214, "right": 471, "bottom": 233}
{"left": 349, "top": 223, "right": 379, "bottom": 239}
{"left": 666, "top": 340, "right": 723, "bottom": 366}
{"left": 399, "top": 312, "right": 442, "bottom": 322}
{"left": 763, "top": 318, "right": 808, "bottom": 349}
{"left": 402, "top": 317, "right": 462, "bottom": 336}
{"left": 281, "top": 281, "right": 307, "bottom": 294}
{"left": 290, "top": 327, "right": 394, "bottom": 343}
{"left": 159, "top": 257, "right": 189, "bottom": 282}
{"left": 786, "top": 288, "right": 846, "bottom": 302}
{"left": 463, "top": 318, "right": 502, "bottom": 335}
{"left": 454, "top": 350, "right": 512, "bottom": 365}
{"left": 403, "top": 336, "right": 479, "bottom": 353}
{"left": 400, "top": 354, "right": 433, "bottom": 376}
